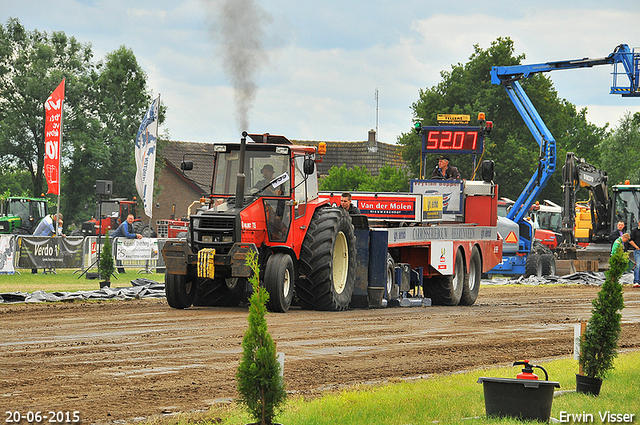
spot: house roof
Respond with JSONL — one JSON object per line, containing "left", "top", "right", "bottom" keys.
{"left": 159, "top": 138, "right": 405, "bottom": 190}
{"left": 292, "top": 140, "right": 405, "bottom": 177}
{"left": 160, "top": 141, "right": 215, "bottom": 193}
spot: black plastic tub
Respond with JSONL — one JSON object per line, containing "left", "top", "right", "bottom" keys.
{"left": 477, "top": 377, "right": 560, "bottom": 422}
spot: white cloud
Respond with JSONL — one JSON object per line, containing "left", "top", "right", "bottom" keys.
{"left": 1, "top": 0, "right": 639, "bottom": 144}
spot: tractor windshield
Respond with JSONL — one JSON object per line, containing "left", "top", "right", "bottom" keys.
{"left": 213, "top": 149, "right": 290, "bottom": 197}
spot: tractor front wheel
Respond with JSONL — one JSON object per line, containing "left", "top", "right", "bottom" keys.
{"left": 265, "top": 253, "right": 295, "bottom": 312}
{"left": 297, "top": 208, "right": 356, "bottom": 311}
{"left": 165, "top": 273, "right": 195, "bottom": 309}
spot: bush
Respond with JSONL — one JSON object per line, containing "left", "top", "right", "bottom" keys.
{"left": 99, "top": 233, "right": 115, "bottom": 282}
{"left": 236, "top": 251, "right": 286, "bottom": 424}
{"left": 579, "top": 245, "right": 626, "bottom": 378}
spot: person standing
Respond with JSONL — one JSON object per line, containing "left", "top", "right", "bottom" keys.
{"left": 628, "top": 220, "right": 640, "bottom": 287}
{"left": 431, "top": 155, "right": 461, "bottom": 180}
{"left": 33, "top": 213, "right": 64, "bottom": 237}
{"left": 340, "top": 192, "right": 361, "bottom": 215}
{"left": 609, "top": 220, "right": 626, "bottom": 243}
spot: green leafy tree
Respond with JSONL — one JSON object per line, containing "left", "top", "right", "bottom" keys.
{"left": 359, "top": 165, "right": 410, "bottom": 192}
{"left": 319, "top": 165, "right": 372, "bottom": 191}
{"left": 0, "top": 18, "right": 93, "bottom": 198}
{"left": 398, "top": 37, "right": 608, "bottom": 204}
{"left": 599, "top": 111, "right": 640, "bottom": 185}
{"left": 579, "top": 244, "right": 626, "bottom": 379}
{"left": 0, "top": 18, "right": 165, "bottom": 226}
{"left": 237, "top": 250, "right": 286, "bottom": 425}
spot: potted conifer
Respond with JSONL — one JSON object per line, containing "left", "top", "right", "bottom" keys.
{"left": 577, "top": 243, "right": 626, "bottom": 395}
{"left": 99, "top": 232, "right": 115, "bottom": 288}
{"left": 237, "top": 251, "right": 286, "bottom": 424}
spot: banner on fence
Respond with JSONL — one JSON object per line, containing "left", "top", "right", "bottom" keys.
{"left": 0, "top": 235, "right": 16, "bottom": 274}
{"left": 115, "top": 238, "right": 159, "bottom": 261}
{"left": 17, "top": 236, "right": 84, "bottom": 269}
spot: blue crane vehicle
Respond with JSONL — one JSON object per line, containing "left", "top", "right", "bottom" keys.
{"left": 488, "top": 44, "right": 640, "bottom": 276}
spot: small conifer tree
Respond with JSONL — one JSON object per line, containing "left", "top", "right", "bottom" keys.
{"left": 579, "top": 244, "right": 626, "bottom": 379}
{"left": 237, "top": 251, "right": 286, "bottom": 424}
{"left": 99, "top": 232, "right": 115, "bottom": 282}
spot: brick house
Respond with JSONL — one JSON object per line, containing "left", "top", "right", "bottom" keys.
{"left": 148, "top": 131, "right": 405, "bottom": 226}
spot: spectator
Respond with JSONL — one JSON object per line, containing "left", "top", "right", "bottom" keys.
{"left": 110, "top": 214, "right": 142, "bottom": 239}
{"left": 33, "top": 213, "right": 64, "bottom": 237}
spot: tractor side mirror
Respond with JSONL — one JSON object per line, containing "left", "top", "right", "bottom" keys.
{"left": 181, "top": 160, "right": 193, "bottom": 171}
{"left": 303, "top": 158, "right": 315, "bottom": 175}
{"left": 481, "top": 160, "right": 495, "bottom": 182}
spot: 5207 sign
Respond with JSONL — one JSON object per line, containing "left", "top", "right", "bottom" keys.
{"left": 422, "top": 126, "right": 484, "bottom": 154}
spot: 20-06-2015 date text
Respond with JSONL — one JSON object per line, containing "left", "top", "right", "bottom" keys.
{"left": 5, "top": 411, "right": 80, "bottom": 423}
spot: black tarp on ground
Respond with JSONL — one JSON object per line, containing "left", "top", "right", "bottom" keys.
{"left": 0, "top": 278, "right": 165, "bottom": 303}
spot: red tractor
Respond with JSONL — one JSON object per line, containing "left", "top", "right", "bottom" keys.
{"left": 163, "top": 132, "right": 356, "bottom": 312}
{"left": 80, "top": 198, "right": 152, "bottom": 237}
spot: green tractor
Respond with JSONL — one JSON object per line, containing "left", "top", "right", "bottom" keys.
{"left": 0, "top": 197, "right": 49, "bottom": 234}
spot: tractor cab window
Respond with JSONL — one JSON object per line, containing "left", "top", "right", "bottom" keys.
{"left": 32, "top": 201, "right": 47, "bottom": 224}
{"left": 613, "top": 189, "right": 640, "bottom": 232}
{"left": 8, "top": 199, "right": 30, "bottom": 224}
{"left": 213, "top": 150, "right": 290, "bottom": 197}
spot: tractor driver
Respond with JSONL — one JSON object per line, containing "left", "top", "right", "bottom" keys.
{"left": 254, "top": 164, "right": 283, "bottom": 196}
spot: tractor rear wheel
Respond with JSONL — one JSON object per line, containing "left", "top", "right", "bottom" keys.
{"left": 460, "top": 246, "right": 481, "bottom": 306}
{"left": 133, "top": 221, "right": 153, "bottom": 237}
{"left": 386, "top": 253, "right": 398, "bottom": 300}
{"left": 297, "top": 207, "right": 356, "bottom": 311}
{"left": 424, "top": 248, "right": 464, "bottom": 306}
{"left": 193, "top": 277, "right": 244, "bottom": 307}
{"left": 265, "top": 253, "right": 295, "bottom": 312}
{"left": 165, "top": 273, "right": 195, "bottom": 309}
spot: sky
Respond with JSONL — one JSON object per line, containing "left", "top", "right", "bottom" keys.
{"left": 2, "top": 0, "right": 640, "bottom": 145}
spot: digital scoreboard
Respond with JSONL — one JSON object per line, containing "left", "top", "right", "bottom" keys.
{"left": 421, "top": 126, "right": 484, "bottom": 155}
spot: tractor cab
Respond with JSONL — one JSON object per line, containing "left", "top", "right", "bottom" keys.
{"left": 0, "top": 197, "right": 48, "bottom": 234}
{"left": 185, "top": 133, "right": 322, "bottom": 255}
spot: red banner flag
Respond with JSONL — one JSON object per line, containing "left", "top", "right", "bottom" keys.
{"left": 44, "top": 79, "right": 65, "bottom": 195}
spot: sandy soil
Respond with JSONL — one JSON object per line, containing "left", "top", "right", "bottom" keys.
{"left": 1, "top": 284, "right": 639, "bottom": 424}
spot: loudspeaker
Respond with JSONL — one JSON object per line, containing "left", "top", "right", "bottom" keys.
{"left": 481, "top": 160, "right": 494, "bottom": 182}
{"left": 95, "top": 180, "right": 112, "bottom": 195}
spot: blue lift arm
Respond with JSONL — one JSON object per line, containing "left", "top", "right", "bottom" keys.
{"left": 490, "top": 43, "right": 640, "bottom": 227}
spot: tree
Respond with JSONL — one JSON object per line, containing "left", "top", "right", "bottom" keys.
{"left": 599, "top": 111, "right": 640, "bottom": 185}
{"left": 319, "top": 165, "right": 372, "bottom": 191}
{"left": 0, "top": 18, "right": 93, "bottom": 198}
{"left": 579, "top": 243, "right": 625, "bottom": 381}
{"left": 62, "top": 46, "right": 160, "bottom": 224}
{"left": 0, "top": 18, "right": 164, "bottom": 225}
{"left": 398, "top": 37, "right": 608, "bottom": 204}
{"left": 237, "top": 250, "right": 286, "bottom": 425}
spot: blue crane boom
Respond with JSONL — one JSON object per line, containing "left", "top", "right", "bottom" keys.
{"left": 488, "top": 44, "right": 639, "bottom": 276}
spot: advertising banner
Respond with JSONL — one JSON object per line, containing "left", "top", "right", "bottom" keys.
{"left": 17, "top": 236, "right": 83, "bottom": 269}
{"left": 115, "top": 238, "right": 159, "bottom": 261}
{"left": 410, "top": 179, "right": 464, "bottom": 215}
{"left": 44, "top": 79, "right": 65, "bottom": 195}
{"left": 319, "top": 192, "right": 423, "bottom": 222}
{"left": 135, "top": 96, "right": 160, "bottom": 218}
{"left": 0, "top": 235, "right": 16, "bottom": 274}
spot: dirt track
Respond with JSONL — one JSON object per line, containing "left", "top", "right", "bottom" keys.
{"left": 1, "top": 284, "right": 640, "bottom": 424}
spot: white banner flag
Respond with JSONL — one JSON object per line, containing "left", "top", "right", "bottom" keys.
{"left": 135, "top": 96, "right": 160, "bottom": 218}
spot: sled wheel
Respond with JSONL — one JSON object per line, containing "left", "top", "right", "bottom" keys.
{"left": 265, "top": 253, "right": 295, "bottom": 312}
{"left": 424, "top": 248, "right": 465, "bottom": 306}
{"left": 165, "top": 273, "right": 195, "bottom": 309}
{"left": 385, "top": 253, "right": 398, "bottom": 300}
{"left": 460, "top": 246, "right": 481, "bottom": 306}
{"left": 297, "top": 207, "right": 356, "bottom": 311}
